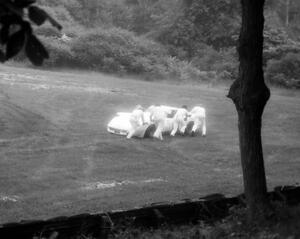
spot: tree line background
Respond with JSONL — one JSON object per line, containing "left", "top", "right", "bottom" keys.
{"left": 13, "top": 0, "right": 300, "bottom": 88}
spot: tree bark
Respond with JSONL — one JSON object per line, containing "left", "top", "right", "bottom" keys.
{"left": 228, "top": 0, "right": 271, "bottom": 221}
{"left": 286, "top": 0, "right": 290, "bottom": 27}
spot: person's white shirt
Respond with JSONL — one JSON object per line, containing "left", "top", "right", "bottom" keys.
{"left": 127, "top": 106, "right": 145, "bottom": 139}
{"left": 130, "top": 109, "right": 144, "bottom": 127}
{"left": 188, "top": 106, "right": 206, "bottom": 136}
{"left": 146, "top": 105, "right": 168, "bottom": 140}
{"left": 147, "top": 105, "right": 167, "bottom": 122}
{"left": 170, "top": 108, "right": 188, "bottom": 136}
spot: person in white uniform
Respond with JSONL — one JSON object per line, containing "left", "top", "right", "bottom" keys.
{"left": 127, "top": 105, "right": 145, "bottom": 139}
{"left": 146, "top": 105, "right": 168, "bottom": 140}
{"left": 188, "top": 106, "right": 206, "bottom": 136}
{"left": 146, "top": 105, "right": 189, "bottom": 140}
{"left": 170, "top": 105, "right": 189, "bottom": 136}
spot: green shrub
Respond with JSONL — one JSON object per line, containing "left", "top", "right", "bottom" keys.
{"left": 12, "top": 25, "right": 209, "bottom": 82}
{"left": 41, "top": 6, "right": 75, "bottom": 28}
{"left": 164, "top": 57, "right": 205, "bottom": 81}
{"left": 70, "top": 27, "right": 204, "bottom": 81}
{"left": 264, "top": 43, "right": 300, "bottom": 65}
{"left": 191, "top": 45, "right": 220, "bottom": 72}
{"left": 265, "top": 53, "right": 300, "bottom": 88}
{"left": 191, "top": 45, "right": 238, "bottom": 81}
{"left": 34, "top": 24, "right": 61, "bottom": 38}
{"left": 71, "top": 27, "right": 166, "bottom": 72}
{"left": 217, "top": 48, "right": 238, "bottom": 78}
{"left": 39, "top": 36, "right": 77, "bottom": 67}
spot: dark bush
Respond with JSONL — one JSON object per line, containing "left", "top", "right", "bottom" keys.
{"left": 191, "top": 45, "right": 238, "bottom": 80}
{"left": 264, "top": 43, "right": 300, "bottom": 65}
{"left": 70, "top": 27, "right": 204, "bottom": 81}
{"left": 71, "top": 28, "right": 165, "bottom": 71}
{"left": 265, "top": 53, "right": 300, "bottom": 88}
{"left": 39, "top": 36, "right": 77, "bottom": 67}
{"left": 10, "top": 26, "right": 211, "bottom": 82}
{"left": 34, "top": 24, "right": 62, "bottom": 38}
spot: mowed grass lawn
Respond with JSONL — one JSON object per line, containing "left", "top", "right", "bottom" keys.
{"left": 0, "top": 65, "right": 299, "bottom": 224}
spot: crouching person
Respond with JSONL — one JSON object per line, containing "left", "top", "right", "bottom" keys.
{"left": 127, "top": 105, "right": 145, "bottom": 139}
{"left": 170, "top": 105, "right": 189, "bottom": 136}
{"left": 146, "top": 105, "right": 168, "bottom": 140}
{"left": 188, "top": 106, "right": 206, "bottom": 136}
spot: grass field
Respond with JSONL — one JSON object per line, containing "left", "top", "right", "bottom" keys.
{"left": 0, "top": 65, "right": 299, "bottom": 224}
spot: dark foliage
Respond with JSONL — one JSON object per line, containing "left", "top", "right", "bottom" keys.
{"left": 0, "top": 0, "right": 61, "bottom": 65}
{"left": 266, "top": 52, "right": 300, "bottom": 88}
{"left": 2, "top": 0, "right": 300, "bottom": 86}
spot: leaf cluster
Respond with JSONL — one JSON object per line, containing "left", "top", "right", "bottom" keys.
{"left": 0, "top": 0, "right": 61, "bottom": 65}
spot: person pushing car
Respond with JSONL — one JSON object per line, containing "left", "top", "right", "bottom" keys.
{"left": 126, "top": 105, "right": 145, "bottom": 139}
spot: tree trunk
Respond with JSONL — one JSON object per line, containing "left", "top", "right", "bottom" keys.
{"left": 286, "top": 0, "right": 290, "bottom": 27}
{"left": 228, "top": 0, "right": 271, "bottom": 221}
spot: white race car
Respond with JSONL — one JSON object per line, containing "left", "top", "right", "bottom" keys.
{"left": 107, "top": 112, "right": 156, "bottom": 138}
{"left": 107, "top": 112, "right": 132, "bottom": 136}
{"left": 106, "top": 105, "right": 203, "bottom": 138}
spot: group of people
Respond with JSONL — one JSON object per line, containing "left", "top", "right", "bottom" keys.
{"left": 127, "top": 104, "right": 206, "bottom": 140}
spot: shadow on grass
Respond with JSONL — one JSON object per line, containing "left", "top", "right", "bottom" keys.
{"left": 109, "top": 203, "right": 300, "bottom": 239}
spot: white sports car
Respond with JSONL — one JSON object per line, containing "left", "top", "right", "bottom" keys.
{"left": 107, "top": 112, "right": 156, "bottom": 138}
{"left": 107, "top": 112, "right": 132, "bottom": 136}
{"left": 106, "top": 105, "right": 201, "bottom": 137}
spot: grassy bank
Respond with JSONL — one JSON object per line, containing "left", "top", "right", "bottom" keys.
{"left": 109, "top": 204, "right": 300, "bottom": 239}
{"left": 0, "top": 65, "right": 299, "bottom": 224}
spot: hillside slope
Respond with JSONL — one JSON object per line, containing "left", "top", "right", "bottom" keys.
{"left": 0, "top": 65, "right": 299, "bottom": 223}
